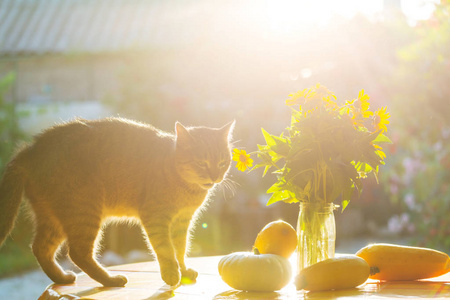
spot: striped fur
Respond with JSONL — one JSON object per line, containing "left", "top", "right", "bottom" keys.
{"left": 0, "top": 117, "right": 234, "bottom": 287}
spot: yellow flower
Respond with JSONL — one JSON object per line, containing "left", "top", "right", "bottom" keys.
{"left": 373, "top": 106, "right": 390, "bottom": 133}
{"left": 345, "top": 90, "right": 374, "bottom": 127}
{"left": 372, "top": 143, "right": 386, "bottom": 159}
{"left": 356, "top": 89, "right": 374, "bottom": 119}
{"left": 285, "top": 84, "right": 328, "bottom": 107}
{"left": 322, "top": 95, "right": 339, "bottom": 111}
{"left": 340, "top": 99, "right": 355, "bottom": 116}
{"left": 286, "top": 90, "right": 306, "bottom": 106}
{"left": 233, "top": 149, "right": 253, "bottom": 172}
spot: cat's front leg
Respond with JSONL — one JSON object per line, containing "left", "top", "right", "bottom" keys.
{"left": 142, "top": 218, "right": 181, "bottom": 286}
{"left": 171, "top": 215, "right": 198, "bottom": 283}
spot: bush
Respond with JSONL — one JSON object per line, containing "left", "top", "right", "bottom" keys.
{"left": 0, "top": 73, "right": 36, "bottom": 277}
{"left": 382, "top": 2, "right": 450, "bottom": 251}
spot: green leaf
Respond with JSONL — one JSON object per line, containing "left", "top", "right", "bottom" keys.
{"left": 267, "top": 181, "right": 284, "bottom": 194}
{"left": 342, "top": 180, "right": 354, "bottom": 200}
{"left": 341, "top": 199, "right": 350, "bottom": 212}
{"left": 356, "top": 162, "right": 373, "bottom": 175}
{"left": 372, "top": 165, "right": 380, "bottom": 184}
{"left": 361, "top": 130, "right": 380, "bottom": 144}
{"left": 283, "top": 197, "right": 299, "bottom": 204}
{"left": 290, "top": 107, "right": 303, "bottom": 122}
{"left": 255, "top": 151, "right": 273, "bottom": 166}
{"left": 253, "top": 151, "right": 280, "bottom": 176}
{"left": 262, "top": 128, "right": 276, "bottom": 147}
{"left": 266, "top": 193, "right": 279, "bottom": 206}
{"left": 267, "top": 190, "right": 288, "bottom": 205}
{"left": 257, "top": 144, "right": 270, "bottom": 151}
{"left": 260, "top": 129, "right": 290, "bottom": 160}
{"left": 262, "top": 165, "right": 271, "bottom": 177}
{"left": 353, "top": 179, "right": 363, "bottom": 197}
{"left": 372, "top": 133, "right": 393, "bottom": 144}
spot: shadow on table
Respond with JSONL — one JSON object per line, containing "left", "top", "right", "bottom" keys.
{"left": 143, "top": 286, "right": 176, "bottom": 300}
{"left": 60, "top": 285, "right": 177, "bottom": 300}
{"left": 41, "top": 284, "right": 177, "bottom": 300}
{"left": 303, "top": 287, "right": 365, "bottom": 299}
{"left": 40, "top": 286, "right": 115, "bottom": 300}
{"left": 299, "top": 281, "right": 450, "bottom": 299}
{"left": 213, "top": 290, "right": 283, "bottom": 299}
{"left": 367, "top": 280, "right": 450, "bottom": 298}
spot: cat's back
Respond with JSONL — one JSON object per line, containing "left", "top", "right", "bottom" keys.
{"left": 38, "top": 117, "right": 162, "bottom": 141}
{"left": 21, "top": 118, "right": 174, "bottom": 168}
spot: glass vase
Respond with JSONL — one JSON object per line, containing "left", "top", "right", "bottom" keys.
{"left": 297, "top": 202, "right": 337, "bottom": 273}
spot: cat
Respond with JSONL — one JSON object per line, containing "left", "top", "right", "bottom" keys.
{"left": 0, "top": 117, "right": 234, "bottom": 287}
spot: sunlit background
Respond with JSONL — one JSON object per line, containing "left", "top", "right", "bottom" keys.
{"left": 0, "top": 0, "right": 449, "bottom": 296}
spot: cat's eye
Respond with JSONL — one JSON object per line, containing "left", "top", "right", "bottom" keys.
{"left": 218, "top": 161, "right": 228, "bottom": 168}
{"left": 196, "top": 161, "right": 208, "bottom": 168}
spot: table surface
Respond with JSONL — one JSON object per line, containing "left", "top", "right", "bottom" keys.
{"left": 39, "top": 255, "right": 450, "bottom": 300}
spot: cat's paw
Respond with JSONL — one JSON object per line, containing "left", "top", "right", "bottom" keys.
{"left": 161, "top": 267, "right": 181, "bottom": 286}
{"left": 181, "top": 268, "right": 198, "bottom": 284}
{"left": 54, "top": 271, "right": 77, "bottom": 284}
{"left": 103, "top": 274, "right": 128, "bottom": 287}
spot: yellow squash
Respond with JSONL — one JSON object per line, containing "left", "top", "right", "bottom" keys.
{"left": 356, "top": 243, "right": 450, "bottom": 281}
{"left": 295, "top": 256, "right": 370, "bottom": 291}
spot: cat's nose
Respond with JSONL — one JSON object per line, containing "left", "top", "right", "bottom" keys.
{"left": 209, "top": 170, "right": 221, "bottom": 183}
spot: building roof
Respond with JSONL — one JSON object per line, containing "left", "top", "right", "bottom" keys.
{"left": 0, "top": 0, "right": 202, "bottom": 56}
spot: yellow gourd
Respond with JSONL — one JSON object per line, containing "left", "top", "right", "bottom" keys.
{"left": 253, "top": 220, "right": 297, "bottom": 258}
{"left": 295, "top": 256, "right": 370, "bottom": 292}
{"left": 218, "top": 249, "right": 292, "bottom": 292}
{"left": 356, "top": 243, "right": 450, "bottom": 281}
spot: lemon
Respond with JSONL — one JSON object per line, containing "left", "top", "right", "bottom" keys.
{"left": 253, "top": 220, "right": 297, "bottom": 258}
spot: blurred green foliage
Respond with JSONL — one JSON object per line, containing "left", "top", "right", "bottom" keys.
{"left": 0, "top": 209, "right": 37, "bottom": 278}
{"left": 0, "top": 72, "right": 27, "bottom": 172}
{"left": 382, "top": 2, "right": 450, "bottom": 251}
{"left": 0, "top": 73, "right": 36, "bottom": 277}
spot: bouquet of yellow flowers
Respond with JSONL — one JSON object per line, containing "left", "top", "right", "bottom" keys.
{"left": 234, "top": 84, "right": 391, "bottom": 211}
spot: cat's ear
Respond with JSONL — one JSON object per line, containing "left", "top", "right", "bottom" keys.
{"left": 220, "top": 120, "right": 235, "bottom": 141}
{"left": 175, "top": 122, "right": 193, "bottom": 144}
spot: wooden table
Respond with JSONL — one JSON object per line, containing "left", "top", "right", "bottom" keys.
{"left": 39, "top": 255, "right": 450, "bottom": 299}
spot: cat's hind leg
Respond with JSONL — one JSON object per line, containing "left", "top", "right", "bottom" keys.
{"left": 65, "top": 216, "right": 128, "bottom": 287}
{"left": 32, "top": 217, "right": 76, "bottom": 284}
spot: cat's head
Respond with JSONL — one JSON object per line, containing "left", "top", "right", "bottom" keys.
{"left": 174, "top": 121, "right": 234, "bottom": 190}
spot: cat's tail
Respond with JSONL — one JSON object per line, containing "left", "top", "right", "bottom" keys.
{"left": 0, "top": 158, "right": 26, "bottom": 247}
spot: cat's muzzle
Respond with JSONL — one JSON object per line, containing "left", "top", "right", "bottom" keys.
{"left": 201, "top": 183, "right": 215, "bottom": 189}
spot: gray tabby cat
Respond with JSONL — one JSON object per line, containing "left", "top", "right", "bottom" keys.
{"left": 0, "top": 117, "right": 234, "bottom": 287}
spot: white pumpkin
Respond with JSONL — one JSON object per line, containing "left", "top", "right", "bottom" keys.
{"left": 218, "top": 250, "right": 292, "bottom": 292}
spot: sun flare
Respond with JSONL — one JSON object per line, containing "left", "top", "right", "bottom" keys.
{"left": 264, "top": 0, "right": 383, "bottom": 34}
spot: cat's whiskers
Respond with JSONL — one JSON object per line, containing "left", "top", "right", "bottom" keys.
{"left": 217, "top": 176, "right": 239, "bottom": 200}
{"left": 229, "top": 140, "right": 241, "bottom": 148}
